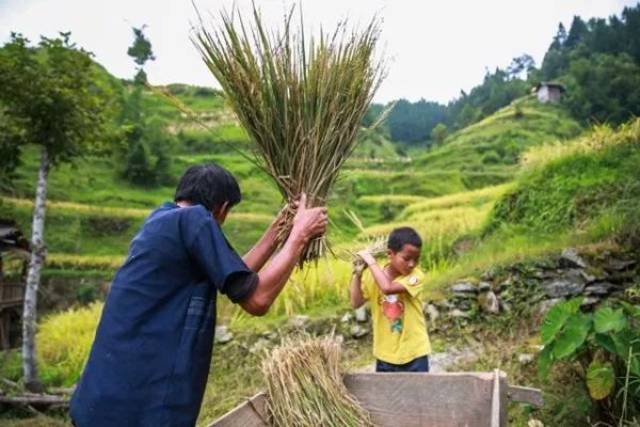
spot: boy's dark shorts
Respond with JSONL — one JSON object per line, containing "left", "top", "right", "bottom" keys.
{"left": 376, "top": 355, "right": 430, "bottom": 373}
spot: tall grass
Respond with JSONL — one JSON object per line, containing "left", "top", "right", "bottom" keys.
{"left": 36, "top": 302, "right": 103, "bottom": 386}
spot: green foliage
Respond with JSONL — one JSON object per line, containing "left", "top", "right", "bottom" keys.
{"left": 430, "top": 123, "right": 448, "bottom": 145}
{"left": 118, "top": 27, "right": 175, "bottom": 187}
{"left": 0, "top": 32, "right": 116, "bottom": 167}
{"left": 386, "top": 99, "right": 447, "bottom": 144}
{"left": 563, "top": 53, "right": 640, "bottom": 125}
{"left": 486, "top": 120, "right": 640, "bottom": 235}
{"left": 538, "top": 298, "right": 640, "bottom": 421}
{"left": 127, "top": 26, "right": 155, "bottom": 85}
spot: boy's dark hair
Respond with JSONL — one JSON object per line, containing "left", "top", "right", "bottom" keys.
{"left": 387, "top": 227, "right": 422, "bottom": 252}
{"left": 174, "top": 163, "right": 241, "bottom": 212}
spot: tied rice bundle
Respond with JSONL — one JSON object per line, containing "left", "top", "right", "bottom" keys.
{"left": 193, "top": 6, "right": 385, "bottom": 264}
{"left": 262, "top": 335, "right": 375, "bottom": 427}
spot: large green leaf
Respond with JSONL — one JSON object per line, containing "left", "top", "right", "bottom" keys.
{"left": 553, "top": 313, "right": 592, "bottom": 359}
{"left": 541, "top": 298, "right": 583, "bottom": 345}
{"left": 611, "top": 330, "right": 640, "bottom": 376}
{"left": 594, "top": 333, "right": 617, "bottom": 354}
{"left": 594, "top": 307, "right": 627, "bottom": 334}
{"left": 586, "top": 360, "right": 615, "bottom": 400}
{"left": 537, "top": 345, "right": 554, "bottom": 379}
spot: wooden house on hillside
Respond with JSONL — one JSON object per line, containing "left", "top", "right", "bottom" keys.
{"left": 532, "top": 82, "right": 566, "bottom": 103}
{"left": 0, "top": 219, "right": 29, "bottom": 350}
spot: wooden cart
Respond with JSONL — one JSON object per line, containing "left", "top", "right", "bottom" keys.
{"left": 209, "top": 371, "right": 542, "bottom": 427}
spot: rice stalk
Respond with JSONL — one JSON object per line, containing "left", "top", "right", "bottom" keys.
{"left": 192, "top": 4, "right": 385, "bottom": 265}
{"left": 262, "top": 335, "right": 375, "bottom": 427}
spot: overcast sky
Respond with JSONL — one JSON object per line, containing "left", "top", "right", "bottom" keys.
{"left": 1, "top": 0, "right": 637, "bottom": 103}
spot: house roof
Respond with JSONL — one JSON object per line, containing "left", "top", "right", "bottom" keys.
{"left": 533, "top": 81, "right": 566, "bottom": 92}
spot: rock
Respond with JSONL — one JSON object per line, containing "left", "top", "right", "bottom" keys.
{"left": 584, "top": 282, "right": 616, "bottom": 296}
{"left": 214, "top": 325, "right": 233, "bottom": 344}
{"left": 341, "top": 312, "right": 354, "bottom": 323}
{"left": 434, "top": 299, "right": 455, "bottom": 310}
{"left": 424, "top": 304, "right": 439, "bottom": 327}
{"left": 478, "top": 281, "right": 492, "bottom": 292}
{"left": 451, "top": 282, "right": 478, "bottom": 294}
{"left": 449, "top": 309, "right": 472, "bottom": 319}
{"left": 350, "top": 324, "right": 369, "bottom": 339}
{"left": 543, "top": 273, "right": 585, "bottom": 298}
{"left": 354, "top": 306, "right": 368, "bottom": 323}
{"left": 580, "top": 270, "right": 597, "bottom": 283}
{"left": 560, "top": 248, "right": 588, "bottom": 268}
{"left": 453, "top": 292, "right": 477, "bottom": 300}
{"left": 605, "top": 259, "right": 637, "bottom": 272}
{"left": 288, "top": 315, "right": 310, "bottom": 329}
{"left": 537, "top": 298, "right": 563, "bottom": 315}
{"left": 455, "top": 300, "right": 474, "bottom": 311}
{"left": 478, "top": 291, "right": 500, "bottom": 314}
{"left": 533, "top": 269, "right": 556, "bottom": 280}
{"left": 581, "top": 296, "right": 601, "bottom": 309}
{"left": 518, "top": 353, "right": 534, "bottom": 365}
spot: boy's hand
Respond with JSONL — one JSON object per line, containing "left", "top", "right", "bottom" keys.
{"left": 352, "top": 258, "right": 367, "bottom": 276}
{"left": 356, "top": 250, "right": 376, "bottom": 266}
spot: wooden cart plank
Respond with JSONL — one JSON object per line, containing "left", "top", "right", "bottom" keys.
{"left": 344, "top": 372, "right": 508, "bottom": 427}
{"left": 209, "top": 393, "right": 268, "bottom": 427}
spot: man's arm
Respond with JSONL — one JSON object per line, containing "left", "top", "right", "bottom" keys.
{"left": 242, "top": 214, "right": 280, "bottom": 272}
{"left": 239, "top": 194, "right": 327, "bottom": 316}
{"left": 357, "top": 250, "right": 406, "bottom": 295}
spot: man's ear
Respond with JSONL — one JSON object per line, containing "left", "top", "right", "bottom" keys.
{"left": 213, "top": 202, "right": 231, "bottom": 224}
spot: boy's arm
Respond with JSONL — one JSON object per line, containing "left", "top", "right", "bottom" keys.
{"left": 350, "top": 261, "right": 367, "bottom": 308}
{"left": 357, "top": 250, "right": 406, "bottom": 295}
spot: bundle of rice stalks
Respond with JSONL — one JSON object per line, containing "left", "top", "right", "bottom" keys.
{"left": 339, "top": 209, "right": 387, "bottom": 267}
{"left": 262, "top": 335, "right": 374, "bottom": 427}
{"left": 193, "top": 5, "right": 385, "bottom": 264}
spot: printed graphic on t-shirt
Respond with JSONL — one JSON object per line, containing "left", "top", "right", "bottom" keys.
{"left": 381, "top": 294, "right": 404, "bottom": 333}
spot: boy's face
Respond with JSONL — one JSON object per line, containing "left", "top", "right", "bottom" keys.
{"left": 387, "top": 244, "right": 421, "bottom": 276}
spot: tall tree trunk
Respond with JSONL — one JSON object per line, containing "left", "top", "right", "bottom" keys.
{"left": 22, "top": 145, "right": 49, "bottom": 392}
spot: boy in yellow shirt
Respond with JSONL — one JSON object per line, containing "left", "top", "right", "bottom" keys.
{"left": 350, "top": 227, "right": 431, "bottom": 372}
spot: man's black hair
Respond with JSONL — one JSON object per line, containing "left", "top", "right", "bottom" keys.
{"left": 174, "top": 163, "right": 241, "bottom": 212}
{"left": 387, "top": 227, "right": 422, "bottom": 252}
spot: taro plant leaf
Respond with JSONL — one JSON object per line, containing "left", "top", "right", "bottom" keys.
{"left": 595, "top": 333, "right": 618, "bottom": 355}
{"left": 537, "top": 344, "right": 555, "bottom": 379}
{"left": 552, "top": 313, "right": 591, "bottom": 359}
{"left": 594, "top": 307, "right": 627, "bottom": 334}
{"left": 541, "top": 298, "right": 584, "bottom": 345}
{"left": 611, "top": 331, "right": 640, "bottom": 376}
{"left": 586, "top": 360, "right": 615, "bottom": 400}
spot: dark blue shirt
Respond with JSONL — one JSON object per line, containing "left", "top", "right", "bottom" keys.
{"left": 70, "top": 203, "right": 257, "bottom": 426}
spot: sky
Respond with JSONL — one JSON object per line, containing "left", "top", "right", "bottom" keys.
{"left": 1, "top": 0, "right": 637, "bottom": 103}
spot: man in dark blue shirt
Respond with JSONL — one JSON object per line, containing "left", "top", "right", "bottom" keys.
{"left": 70, "top": 163, "right": 327, "bottom": 426}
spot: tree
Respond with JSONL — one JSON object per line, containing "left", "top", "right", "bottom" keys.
{"left": 127, "top": 26, "right": 155, "bottom": 85}
{"left": 119, "top": 27, "right": 174, "bottom": 186}
{"left": 507, "top": 54, "right": 535, "bottom": 80}
{"left": 430, "top": 123, "right": 448, "bottom": 145}
{"left": 0, "top": 33, "right": 113, "bottom": 390}
{"left": 563, "top": 53, "right": 640, "bottom": 125}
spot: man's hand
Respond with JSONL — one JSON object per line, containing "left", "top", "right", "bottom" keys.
{"left": 289, "top": 193, "right": 328, "bottom": 245}
{"left": 356, "top": 249, "right": 376, "bottom": 266}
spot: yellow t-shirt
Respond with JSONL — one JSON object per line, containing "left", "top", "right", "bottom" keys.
{"left": 361, "top": 267, "right": 431, "bottom": 364}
